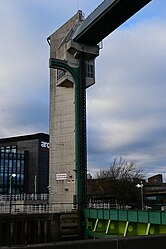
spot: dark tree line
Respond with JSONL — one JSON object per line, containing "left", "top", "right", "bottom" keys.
{"left": 88, "top": 157, "right": 144, "bottom": 207}
{"left": 96, "top": 157, "right": 143, "bottom": 181}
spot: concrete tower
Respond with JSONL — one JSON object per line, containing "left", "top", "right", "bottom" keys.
{"left": 48, "top": 11, "right": 99, "bottom": 210}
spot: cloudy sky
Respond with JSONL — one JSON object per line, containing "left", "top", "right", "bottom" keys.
{"left": 1, "top": 0, "right": 166, "bottom": 179}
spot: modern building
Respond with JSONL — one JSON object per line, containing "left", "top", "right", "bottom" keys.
{"left": 0, "top": 133, "right": 49, "bottom": 195}
{"left": 144, "top": 174, "right": 166, "bottom": 209}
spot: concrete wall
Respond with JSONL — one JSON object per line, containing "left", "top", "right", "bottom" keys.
{"left": 4, "top": 235, "right": 166, "bottom": 249}
{"left": 0, "top": 212, "right": 80, "bottom": 246}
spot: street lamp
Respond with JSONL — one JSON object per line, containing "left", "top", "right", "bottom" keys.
{"left": 9, "top": 173, "right": 16, "bottom": 214}
{"left": 136, "top": 181, "right": 144, "bottom": 210}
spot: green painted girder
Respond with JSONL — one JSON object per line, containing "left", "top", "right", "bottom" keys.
{"left": 49, "top": 58, "right": 79, "bottom": 83}
{"left": 74, "top": 0, "right": 152, "bottom": 45}
{"left": 85, "top": 220, "right": 166, "bottom": 238}
{"left": 83, "top": 208, "right": 166, "bottom": 238}
{"left": 83, "top": 208, "right": 166, "bottom": 225}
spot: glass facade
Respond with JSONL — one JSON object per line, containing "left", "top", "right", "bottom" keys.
{"left": 0, "top": 145, "right": 27, "bottom": 194}
{"left": 86, "top": 61, "right": 94, "bottom": 78}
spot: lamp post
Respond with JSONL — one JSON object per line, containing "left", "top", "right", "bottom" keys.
{"left": 9, "top": 173, "right": 16, "bottom": 214}
{"left": 136, "top": 181, "right": 144, "bottom": 210}
{"left": 34, "top": 174, "right": 37, "bottom": 199}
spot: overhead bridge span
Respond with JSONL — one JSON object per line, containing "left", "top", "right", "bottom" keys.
{"left": 74, "top": 0, "right": 152, "bottom": 45}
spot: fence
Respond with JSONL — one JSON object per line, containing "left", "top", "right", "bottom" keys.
{"left": 0, "top": 203, "right": 78, "bottom": 214}
{"left": 0, "top": 194, "right": 133, "bottom": 214}
{"left": 0, "top": 193, "right": 77, "bottom": 214}
{"left": 87, "top": 201, "right": 133, "bottom": 210}
{"left": 0, "top": 193, "right": 49, "bottom": 201}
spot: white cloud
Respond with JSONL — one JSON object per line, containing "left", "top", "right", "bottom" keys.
{"left": 87, "top": 14, "right": 166, "bottom": 177}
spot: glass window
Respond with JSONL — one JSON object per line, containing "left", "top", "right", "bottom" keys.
{"left": 0, "top": 166, "right": 4, "bottom": 173}
{"left": 5, "top": 146, "right": 10, "bottom": 153}
{"left": 13, "top": 159, "right": 16, "bottom": 172}
{"left": 1, "top": 159, "right": 4, "bottom": 168}
{"left": 0, "top": 174, "right": 3, "bottom": 185}
{"left": 57, "top": 69, "right": 65, "bottom": 81}
{"left": 21, "top": 154, "right": 24, "bottom": 159}
{"left": 1, "top": 152, "right": 4, "bottom": 158}
{"left": 13, "top": 160, "right": 17, "bottom": 172}
{"left": 21, "top": 159, "right": 24, "bottom": 168}
{"left": 12, "top": 176, "right": 16, "bottom": 184}
{"left": 17, "top": 160, "right": 20, "bottom": 171}
{"left": 4, "top": 159, "right": 9, "bottom": 173}
{"left": 9, "top": 153, "right": 13, "bottom": 159}
{"left": 21, "top": 174, "right": 24, "bottom": 185}
{"left": 11, "top": 146, "right": 17, "bottom": 153}
{"left": 17, "top": 174, "right": 20, "bottom": 181}
{"left": 5, "top": 159, "right": 8, "bottom": 167}
{"left": 21, "top": 161, "right": 24, "bottom": 173}
{"left": 4, "top": 174, "right": 8, "bottom": 184}
{"left": 9, "top": 159, "right": 12, "bottom": 170}
{"left": 0, "top": 147, "right": 4, "bottom": 152}
{"left": 86, "top": 62, "right": 94, "bottom": 78}
{"left": 0, "top": 150, "right": 25, "bottom": 194}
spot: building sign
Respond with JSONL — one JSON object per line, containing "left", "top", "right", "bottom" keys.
{"left": 41, "top": 141, "right": 49, "bottom": 149}
{"left": 56, "top": 173, "right": 68, "bottom": 181}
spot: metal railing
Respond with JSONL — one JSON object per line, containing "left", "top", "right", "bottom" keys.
{"left": 0, "top": 193, "right": 49, "bottom": 201}
{"left": 0, "top": 193, "right": 77, "bottom": 214}
{"left": 0, "top": 203, "right": 77, "bottom": 214}
{"left": 87, "top": 201, "right": 133, "bottom": 210}
{"left": 88, "top": 202, "right": 120, "bottom": 209}
{"left": 0, "top": 194, "right": 131, "bottom": 214}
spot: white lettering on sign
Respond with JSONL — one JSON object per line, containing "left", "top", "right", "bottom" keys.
{"left": 41, "top": 141, "right": 49, "bottom": 149}
{"left": 56, "top": 173, "right": 68, "bottom": 181}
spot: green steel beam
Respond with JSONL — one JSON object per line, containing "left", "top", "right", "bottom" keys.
{"left": 49, "top": 59, "right": 79, "bottom": 83}
{"left": 83, "top": 208, "right": 166, "bottom": 238}
{"left": 83, "top": 208, "right": 166, "bottom": 225}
